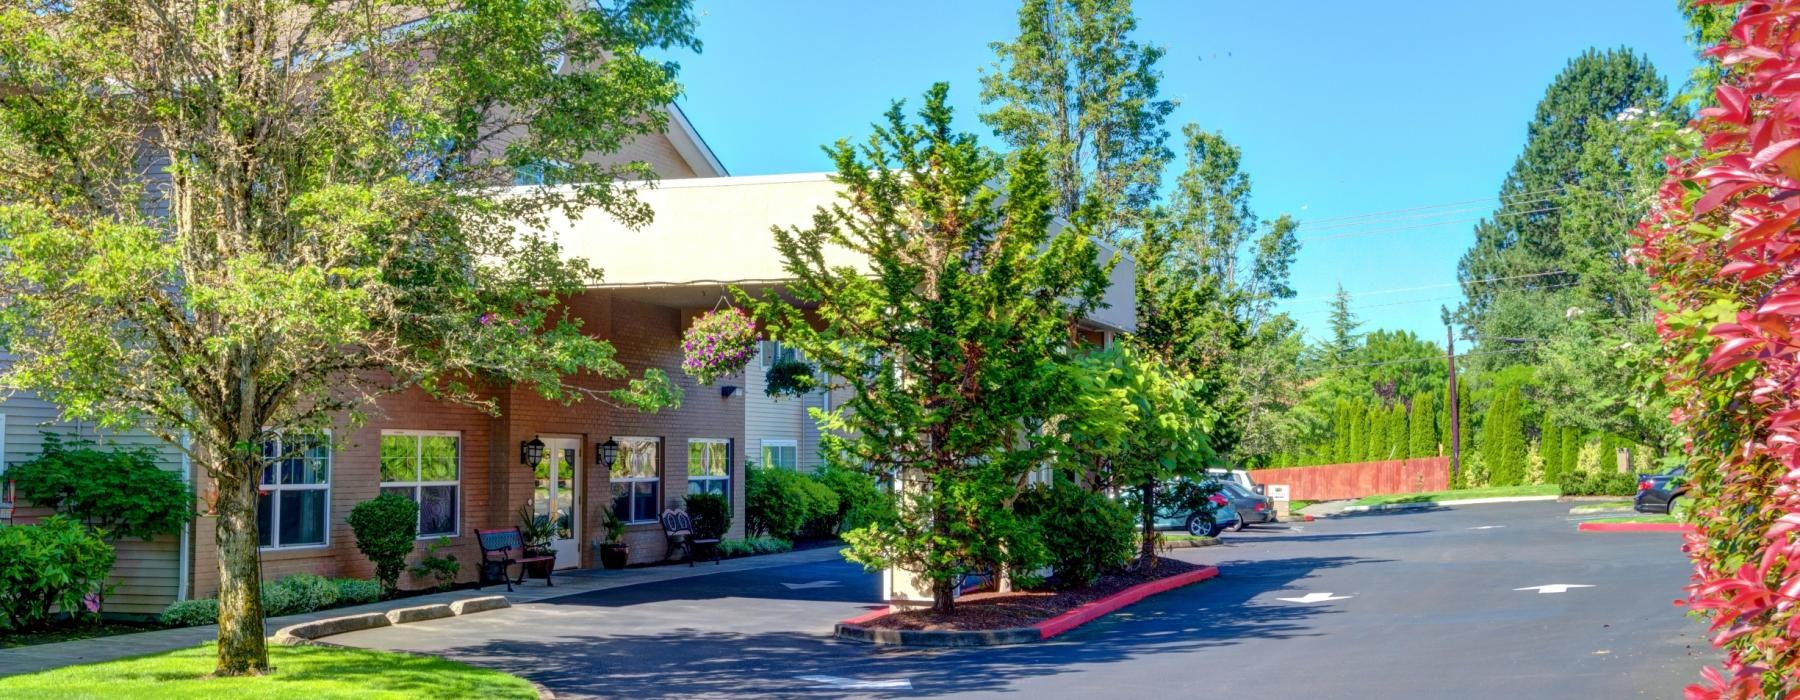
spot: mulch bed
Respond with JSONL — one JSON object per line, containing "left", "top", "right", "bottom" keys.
{"left": 859, "top": 557, "right": 1200, "bottom": 632}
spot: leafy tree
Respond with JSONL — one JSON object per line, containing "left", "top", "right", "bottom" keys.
{"left": 747, "top": 84, "right": 1109, "bottom": 613}
{"left": 1061, "top": 346, "right": 1218, "bottom": 564}
{"left": 1408, "top": 391, "right": 1438, "bottom": 458}
{"left": 1359, "top": 330, "right": 1444, "bottom": 403}
{"left": 980, "top": 0, "right": 1174, "bottom": 243}
{"left": 0, "top": 0, "right": 692, "bottom": 673}
{"left": 1455, "top": 48, "right": 1669, "bottom": 364}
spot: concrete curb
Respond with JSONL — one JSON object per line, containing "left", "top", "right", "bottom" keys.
{"left": 1337, "top": 495, "right": 1560, "bottom": 514}
{"left": 834, "top": 565, "right": 1221, "bottom": 647}
{"left": 272, "top": 595, "right": 510, "bottom": 646}
{"left": 1577, "top": 521, "right": 1694, "bottom": 533}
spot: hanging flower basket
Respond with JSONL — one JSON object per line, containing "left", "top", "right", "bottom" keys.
{"left": 681, "top": 306, "right": 757, "bottom": 385}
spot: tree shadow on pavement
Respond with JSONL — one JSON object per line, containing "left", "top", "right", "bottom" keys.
{"left": 1224, "top": 529, "right": 1428, "bottom": 544}
{"left": 396, "top": 555, "right": 1382, "bottom": 699}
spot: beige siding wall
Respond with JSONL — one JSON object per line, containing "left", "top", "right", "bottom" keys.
{"left": 742, "top": 343, "right": 833, "bottom": 472}
{"left": 0, "top": 367, "right": 189, "bottom": 617}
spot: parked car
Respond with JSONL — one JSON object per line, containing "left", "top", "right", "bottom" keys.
{"left": 1633, "top": 466, "right": 1688, "bottom": 515}
{"left": 1207, "top": 468, "right": 1264, "bottom": 495}
{"left": 1150, "top": 485, "right": 1241, "bottom": 538}
{"left": 1220, "top": 482, "right": 1277, "bottom": 530}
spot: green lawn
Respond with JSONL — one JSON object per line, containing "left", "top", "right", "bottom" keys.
{"left": 1569, "top": 500, "right": 1635, "bottom": 514}
{"left": 1352, "top": 484, "right": 1560, "bottom": 507}
{"left": 0, "top": 642, "right": 537, "bottom": 700}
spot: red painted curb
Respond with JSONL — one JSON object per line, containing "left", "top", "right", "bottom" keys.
{"left": 1578, "top": 521, "right": 1695, "bottom": 533}
{"left": 839, "top": 606, "right": 890, "bottom": 626}
{"left": 1303, "top": 515, "right": 1315, "bottom": 522}
{"left": 1034, "top": 565, "right": 1221, "bottom": 640}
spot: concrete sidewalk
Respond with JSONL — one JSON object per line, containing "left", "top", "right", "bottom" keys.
{"left": 0, "top": 545, "right": 849, "bottom": 678}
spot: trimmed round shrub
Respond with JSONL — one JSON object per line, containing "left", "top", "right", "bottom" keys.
{"left": 347, "top": 494, "right": 420, "bottom": 595}
{"left": 684, "top": 492, "right": 731, "bottom": 540}
{"left": 812, "top": 464, "right": 891, "bottom": 534}
{"left": 159, "top": 598, "right": 219, "bottom": 627}
{"left": 333, "top": 578, "right": 382, "bottom": 605}
{"left": 0, "top": 515, "right": 115, "bottom": 629}
{"left": 746, "top": 467, "right": 837, "bottom": 540}
{"left": 1016, "top": 481, "right": 1135, "bottom": 589}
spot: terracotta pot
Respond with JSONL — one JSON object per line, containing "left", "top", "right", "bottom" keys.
{"left": 599, "top": 543, "right": 630, "bottom": 569}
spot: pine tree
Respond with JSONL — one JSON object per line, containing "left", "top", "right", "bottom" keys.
{"left": 1561, "top": 426, "right": 1582, "bottom": 479}
{"left": 1409, "top": 391, "right": 1438, "bottom": 458}
{"left": 1325, "top": 285, "right": 1362, "bottom": 366}
{"left": 1366, "top": 402, "right": 1388, "bottom": 461}
{"left": 1348, "top": 403, "right": 1368, "bottom": 463}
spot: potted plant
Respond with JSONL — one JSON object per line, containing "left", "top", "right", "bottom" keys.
{"left": 516, "top": 503, "right": 556, "bottom": 576}
{"left": 597, "top": 508, "right": 630, "bottom": 569}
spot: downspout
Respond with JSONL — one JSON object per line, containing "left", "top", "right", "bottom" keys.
{"left": 177, "top": 433, "right": 191, "bottom": 601}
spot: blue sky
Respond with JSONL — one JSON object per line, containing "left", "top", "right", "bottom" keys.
{"left": 664, "top": 1, "right": 1697, "bottom": 344}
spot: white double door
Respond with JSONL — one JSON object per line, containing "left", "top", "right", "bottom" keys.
{"left": 533, "top": 437, "right": 582, "bottom": 568}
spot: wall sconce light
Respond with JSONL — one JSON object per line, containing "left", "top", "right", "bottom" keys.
{"left": 521, "top": 437, "right": 546, "bottom": 467}
{"left": 596, "top": 438, "right": 619, "bottom": 469}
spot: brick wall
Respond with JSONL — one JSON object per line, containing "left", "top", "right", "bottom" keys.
{"left": 187, "top": 289, "right": 746, "bottom": 597}
{"left": 1250, "top": 457, "right": 1451, "bottom": 502}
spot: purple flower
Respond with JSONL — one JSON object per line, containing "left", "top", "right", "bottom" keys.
{"left": 83, "top": 593, "right": 101, "bottom": 613}
{"left": 479, "top": 313, "right": 497, "bottom": 326}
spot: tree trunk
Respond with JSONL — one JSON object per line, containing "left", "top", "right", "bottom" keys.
{"left": 931, "top": 578, "right": 956, "bottom": 615}
{"left": 214, "top": 454, "right": 269, "bottom": 675}
{"left": 1137, "top": 480, "right": 1158, "bottom": 566}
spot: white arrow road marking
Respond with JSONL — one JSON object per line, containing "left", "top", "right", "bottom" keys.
{"left": 1515, "top": 584, "right": 1595, "bottom": 594}
{"left": 1275, "top": 592, "right": 1353, "bottom": 604}
{"left": 798, "top": 675, "right": 914, "bottom": 690}
{"left": 780, "top": 580, "right": 842, "bottom": 590}
{"left": 1469, "top": 525, "right": 1506, "bottom": 530}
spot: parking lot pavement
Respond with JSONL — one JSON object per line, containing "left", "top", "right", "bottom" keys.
{"left": 331, "top": 501, "right": 1712, "bottom": 699}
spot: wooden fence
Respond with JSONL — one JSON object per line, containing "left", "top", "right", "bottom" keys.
{"left": 1251, "top": 456, "right": 1451, "bottom": 501}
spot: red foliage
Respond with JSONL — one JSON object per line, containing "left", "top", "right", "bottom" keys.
{"left": 1636, "top": 2, "right": 1800, "bottom": 698}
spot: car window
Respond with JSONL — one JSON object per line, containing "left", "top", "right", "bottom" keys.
{"left": 1221, "top": 483, "right": 1248, "bottom": 497}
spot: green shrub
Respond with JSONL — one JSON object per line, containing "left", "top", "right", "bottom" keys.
{"left": 1016, "top": 481, "right": 1134, "bottom": 589}
{"left": 718, "top": 537, "right": 794, "bottom": 558}
{"left": 684, "top": 493, "right": 731, "bottom": 540}
{"left": 333, "top": 578, "right": 381, "bottom": 605}
{"left": 746, "top": 467, "right": 837, "bottom": 539}
{"left": 266, "top": 574, "right": 339, "bottom": 616}
{"left": 0, "top": 515, "right": 115, "bottom": 630}
{"left": 1559, "top": 470, "right": 1639, "bottom": 497}
{"left": 408, "top": 537, "right": 461, "bottom": 591}
{"left": 347, "top": 494, "right": 419, "bottom": 596}
{"left": 158, "top": 598, "right": 219, "bottom": 627}
{"left": 9, "top": 434, "right": 192, "bottom": 541}
{"left": 812, "top": 464, "right": 891, "bottom": 534}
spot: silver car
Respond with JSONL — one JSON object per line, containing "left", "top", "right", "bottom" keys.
{"left": 1220, "top": 482, "right": 1277, "bottom": 531}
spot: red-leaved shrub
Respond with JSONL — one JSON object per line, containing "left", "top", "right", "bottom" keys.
{"left": 1635, "top": 2, "right": 1800, "bottom": 697}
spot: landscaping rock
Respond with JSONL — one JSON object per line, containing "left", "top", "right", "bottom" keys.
{"left": 385, "top": 603, "right": 455, "bottom": 625}
{"left": 450, "top": 596, "right": 511, "bottom": 616}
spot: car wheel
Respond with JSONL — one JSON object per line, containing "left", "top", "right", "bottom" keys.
{"left": 1669, "top": 496, "right": 1689, "bottom": 519}
{"left": 1208, "top": 521, "right": 1229, "bottom": 538}
{"left": 1232, "top": 518, "right": 1250, "bottom": 532}
{"left": 1186, "top": 514, "right": 1209, "bottom": 538}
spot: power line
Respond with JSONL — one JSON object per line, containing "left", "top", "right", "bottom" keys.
{"left": 1298, "top": 347, "right": 1531, "bottom": 374}
{"left": 1286, "top": 281, "right": 1581, "bottom": 318}
{"left": 1285, "top": 270, "right": 1571, "bottom": 304}
{"left": 1299, "top": 206, "right": 1560, "bottom": 243}
{"left": 1298, "top": 197, "right": 1561, "bottom": 235}
{"left": 1295, "top": 187, "right": 1567, "bottom": 228}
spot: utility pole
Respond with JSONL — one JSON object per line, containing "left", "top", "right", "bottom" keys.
{"left": 1446, "top": 325, "right": 1460, "bottom": 483}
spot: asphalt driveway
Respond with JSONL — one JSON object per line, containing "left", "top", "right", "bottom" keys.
{"left": 330, "top": 501, "right": 1711, "bottom": 699}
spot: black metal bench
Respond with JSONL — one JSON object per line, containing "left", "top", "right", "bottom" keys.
{"left": 660, "top": 509, "right": 720, "bottom": 567}
{"left": 475, "top": 527, "right": 555, "bottom": 591}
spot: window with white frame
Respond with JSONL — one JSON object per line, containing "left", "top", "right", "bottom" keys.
{"left": 760, "top": 439, "right": 798, "bottom": 470}
{"left": 258, "top": 433, "right": 330, "bottom": 548}
{"left": 379, "top": 431, "right": 461, "bottom": 538}
{"left": 609, "top": 437, "right": 660, "bottom": 523}
{"left": 759, "top": 340, "right": 797, "bottom": 369}
{"left": 687, "top": 439, "right": 730, "bottom": 501}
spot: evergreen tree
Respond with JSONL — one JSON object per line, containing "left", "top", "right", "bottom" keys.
{"left": 1325, "top": 285, "right": 1362, "bottom": 365}
{"left": 1455, "top": 48, "right": 1669, "bottom": 364}
{"left": 1561, "top": 424, "right": 1582, "bottom": 478}
{"left": 1347, "top": 403, "right": 1368, "bottom": 463}
{"left": 1366, "top": 402, "right": 1388, "bottom": 461}
{"left": 1409, "top": 391, "right": 1438, "bottom": 458}
{"left": 748, "top": 84, "right": 1110, "bottom": 613}
{"left": 1541, "top": 423, "right": 1565, "bottom": 483}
